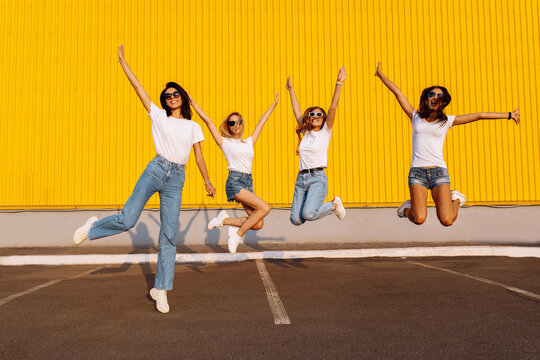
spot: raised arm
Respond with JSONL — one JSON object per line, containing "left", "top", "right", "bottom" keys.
{"left": 453, "top": 108, "right": 520, "bottom": 126}
{"left": 375, "top": 61, "right": 415, "bottom": 119}
{"left": 325, "top": 66, "right": 347, "bottom": 130}
{"left": 286, "top": 75, "right": 303, "bottom": 126}
{"left": 118, "top": 45, "right": 151, "bottom": 113}
{"left": 188, "top": 94, "right": 224, "bottom": 147}
{"left": 192, "top": 142, "right": 216, "bottom": 199}
{"left": 251, "top": 93, "right": 279, "bottom": 145}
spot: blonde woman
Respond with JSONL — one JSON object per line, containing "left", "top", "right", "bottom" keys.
{"left": 375, "top": 61, "right": 520, "bottom": 226}
{"left": 286, "top": 67, "right": 347, "bottom": 225}
{"left": 189, "top": 93, "right": 279, "bottom": 253}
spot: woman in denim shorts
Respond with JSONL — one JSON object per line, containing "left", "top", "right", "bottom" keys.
{"left": 286, "top": 68, "right": 348, "bottom": 225}
{"left": 189, "top": 93, "right": 279, "bottom": 253}
{"left": 72, "top": 46, "right": 216, "bottom": 314}
{"left": 376, "top": 61, "right": 520, "bottom": 226}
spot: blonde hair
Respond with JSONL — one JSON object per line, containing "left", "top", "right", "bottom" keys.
{"left": 220, "top": 112, "right": 245, "bottom": 138}
{"left": 295, "top": 107, "right": 326, "bottom": 154}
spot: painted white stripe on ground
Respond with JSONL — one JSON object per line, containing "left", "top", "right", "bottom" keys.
{"left": 0, "top": 246, "right": 539, "bottom": 266}
{"left": 255, "top": 259, "right": 291, "bottom": 325}
{"left": 0, "top": 267, "right": 102, "bottom": 307}
{"left": 409, "top": 261, "right": 540, "bottom": 301}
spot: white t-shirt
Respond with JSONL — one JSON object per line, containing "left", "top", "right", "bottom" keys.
{"left": 298, "top": 122, "right": 333, "bottom": 170}
{"left": 410, "top": 110, "right": 456, "bottom": 168}
{"left": 220, "top": 136, "right": 254, "bottom": 174}
{"left": 148, "top": 103, "right": 205, "bottom": 164}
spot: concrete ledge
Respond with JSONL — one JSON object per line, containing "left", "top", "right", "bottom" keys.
{"left": 1, "top": 246, "right": 540, "bottom": 266}
{"left": 1, "top": 207, "right": 539, "bottom": 247}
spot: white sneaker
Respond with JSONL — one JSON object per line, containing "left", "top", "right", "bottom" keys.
{"left": 451, "top": 190, "right": 466, "bottom": 206}
{"left": 397, "top": 200, "right": 411, "bottom": 218}
{"left": 149, "top": 288, "right": 170, "bottom": 314}
{"left": 332, "top": 197, "right": 346, "bottom": 221}
{"left": 73, "top": 216, "right": 99, "bottom": 245}
{"left": 227, "top": 226, "right": 243, "bottom": 254}
{"left": 208, "top": 210, "right": 229, "bottom": 230}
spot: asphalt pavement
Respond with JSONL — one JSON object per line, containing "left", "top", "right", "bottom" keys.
{"left": 1, "top": 257, "right": 539, "bottom": 359}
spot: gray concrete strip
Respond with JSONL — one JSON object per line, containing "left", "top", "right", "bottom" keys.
{"left": 0, "top": 267, "right": 102, "bottom": 307}
{"left": 409, "top": 261, "right": 540, "bottom": 301}
{"left": 255, "top": 259, "right": 291, "bottom": 325}
{"left": 1, "top": 246, "right": 539, "bottom": 266}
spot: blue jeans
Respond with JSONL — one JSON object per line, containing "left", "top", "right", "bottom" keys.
{"left": 88, "top": 155, "right": 185, "bottom": 291}
{"left": 290, "top": 169, "right": 334, "bottom": 225}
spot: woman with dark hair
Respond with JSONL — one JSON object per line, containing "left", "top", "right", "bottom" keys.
{"left": 286, "top": 67, "right": 348, "bottom": 226}
{"left": 375, "top": 61, "right": 520, "bottom": 226}
{"left": 189, "top": 93, "right": 279, "bottom": 253}
{"left": 73, "top": 45, "right": 216, "bottom": 313}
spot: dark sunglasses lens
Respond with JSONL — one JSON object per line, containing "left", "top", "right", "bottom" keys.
{"left": 428, "top": 92, "right": 436, "bottom": 98}
{"left": 309, "top": 112, "right": 323, "bottom": 117}
{"left": 229, "top": 121, "right": 241, "bottom": 126}
{"left": 164, "top": 91, "right": 181, "bottom": 100}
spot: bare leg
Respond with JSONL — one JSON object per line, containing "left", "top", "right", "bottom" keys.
{"left": 405, "top": 185, "right": 428, "bottom": 225}
{"left": 431, "top": 184, "right": 459, "bottom": 226}
{"left": 222, "top": 205, "right": 264, "bottom": 230}
{"left": 225, "top": 190, "right": 270, "bottom": 237}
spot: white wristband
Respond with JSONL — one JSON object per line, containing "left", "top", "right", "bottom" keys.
{"left": 336, "top": 82, "right": 343, "bottom": 85}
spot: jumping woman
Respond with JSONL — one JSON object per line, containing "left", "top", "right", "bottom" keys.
{"left": 375, "top": 61, "right": 520, "bottom": 226}
{"left": 73, "top": 46, "right": 216, "bottom": 314}
{"left": 189, "top": 93, "right": 278, "bottom": 254}
{"left": 286, "top": 67, "right": 347, "bottom": 226}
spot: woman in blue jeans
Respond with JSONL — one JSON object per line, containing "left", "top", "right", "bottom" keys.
{"left": 73, "top": 46, "right": 216, "bottom": 314}
{"left": 375, "top": 61, "right": 520, "bottom": 226}
{"left": 286, "top": 67, "right": 348, "bottom": 225}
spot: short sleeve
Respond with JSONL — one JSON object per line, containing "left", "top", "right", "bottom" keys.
{"left": 246, "top": 136, "right": 253, "bottom": 146}
{"left": 322, "top": 121, "right": 332, "bottom": 133}
{"left": 149, "top": 102, "right": 167, "bottom": 123}
{"left": 447, "top": 115, "right": 456, "bottom": 128}
{"left": 220, "top": 136, "right": 229, "bottom": 149}
{"left": 192, "top": 122, "right": 205, "bottom": 144}
{"left": 411, "top": 109, "right": 418, "bottom": 123}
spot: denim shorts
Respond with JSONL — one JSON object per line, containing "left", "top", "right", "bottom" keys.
{"left": 225, "top": 170, "right": 254, "bottom": 201}
{"left": 408, "top": 167, "right": 451, "bottom": 190}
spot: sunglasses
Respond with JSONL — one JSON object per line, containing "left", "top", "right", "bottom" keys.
{"left": 308, "top": 112, "right": 324, "bottom": 118}
{"left": 164, "top": 91, "right": 181, "bottom": 100}
{"left": 428, "top": 91, "right": 443, "bottom": 99}
{"left": 228, "top": 120, "right": 243, "bottom": 126}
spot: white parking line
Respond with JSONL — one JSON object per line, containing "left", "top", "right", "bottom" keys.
{"left": 409, "top": 261, "right": 540, "bottom": 301}
{"left": 0, "top": 267, "right": 102, "bottom": 307}
{"left": 255, "top": 259, "right": 291, "bottom": 325}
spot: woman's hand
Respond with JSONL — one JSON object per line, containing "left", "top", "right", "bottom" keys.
{"left": 186, "top": 91, "right": 194, "bottom": 106}
{"left": 511, "top": 107, "right": 520, "bottom": 125}
{"left": 286, "top": 75, "right": 293, "bottom": 90}
{"left": 375, "top": 61, "right": 382, "bottom": 77}
{"left": 337, "top": 66, "right": 347, "bottom": 83}
{"left": 274, "top": 92, "right": 279, "bottom": 104}
{"left": 118, "top": 45, "right": 125, "bottom": 63}
{"left": 205, "top": 183, "right": 216, "bottom": 199}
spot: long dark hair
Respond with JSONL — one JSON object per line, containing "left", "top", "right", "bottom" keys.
{"left": 160, "top": 82, "right": 192, "bottom": 119}
{"left": 418, "top": 86, "right": 451, "bottom": 124}
{"left": 295, "top": 107, "right": 327, "bottom": 155}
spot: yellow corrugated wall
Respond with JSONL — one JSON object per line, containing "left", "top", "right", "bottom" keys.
{"left": 0, "top": 0, "right": 538, "bottom": 209}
